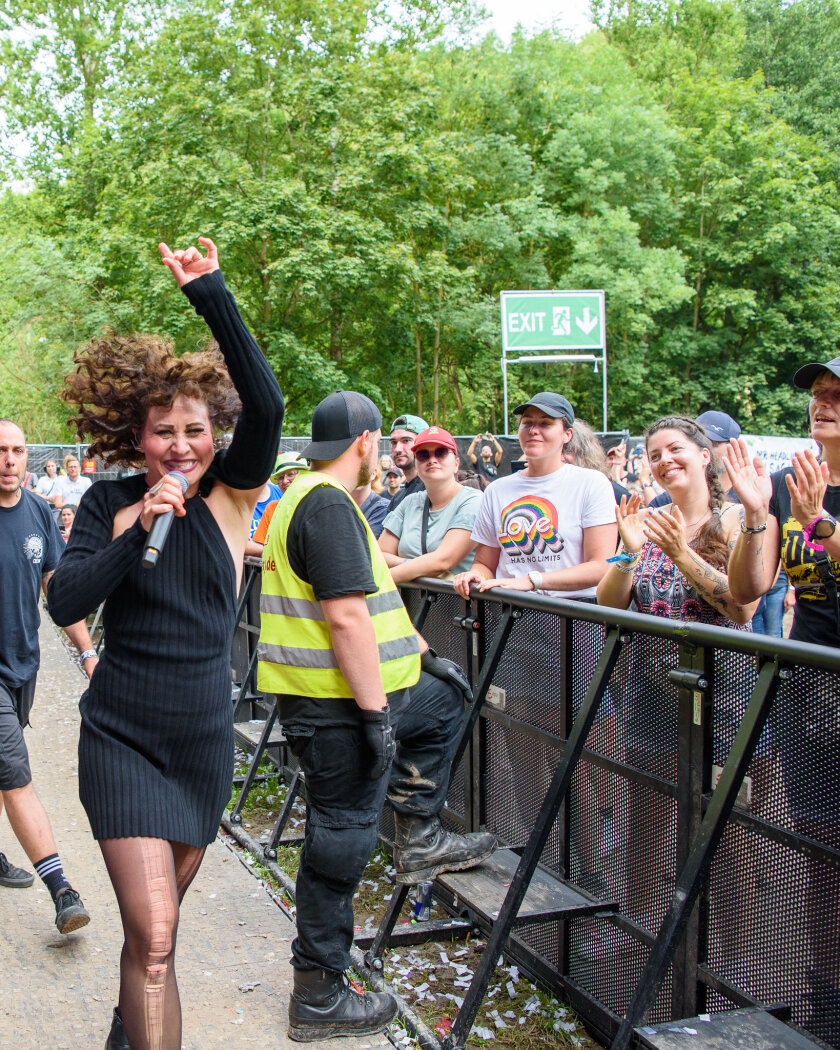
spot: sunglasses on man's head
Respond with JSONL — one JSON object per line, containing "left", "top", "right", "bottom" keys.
{"left": 416, "top": 447, "right": 451, "bottom": 461}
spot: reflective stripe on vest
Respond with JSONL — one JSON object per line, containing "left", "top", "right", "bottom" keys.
{"left": 257, "top": 471, "right": 420, "bottom": 699}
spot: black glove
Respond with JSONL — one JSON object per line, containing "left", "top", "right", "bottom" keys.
{"left": 360, "top": 705, "right": 397, "bottom": 780}
{"left": 420, "top": 647, "right": 473, "bottom": 702}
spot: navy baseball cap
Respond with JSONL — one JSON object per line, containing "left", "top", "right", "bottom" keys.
{"left": 514, "top": 392, "right": 575, "bottom": 424}
{"left": 301, "top": 391, "right": 382, "bottom": 461}
{"left": 696, "top": 411, "right": 741, "bottom": 443}
{"left": 793, "top": 355, "right": 840, "bottom": 390}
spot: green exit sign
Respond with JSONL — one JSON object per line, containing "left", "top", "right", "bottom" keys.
{"left": 500, "top": 290, "right": 605, "bottom": 352}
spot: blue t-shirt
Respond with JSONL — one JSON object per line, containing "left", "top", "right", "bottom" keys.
{"left": 0, "top": 489, "right": 64, "bottom": 687}
{"left": 360, "top": 490, "right": 391, "bottom": 538}
{"left": 250, "top": 482, "right": 283, "bottom": 538}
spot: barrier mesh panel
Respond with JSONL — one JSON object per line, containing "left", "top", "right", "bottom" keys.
{"left": 708, "top": 661, "right": 840, "bottom": 1046}
{"left": 478, "top": 608, "right": 682, "bottom": 1024}
{"left": 236, "top": 577, "right": 840, "bottom": 1046}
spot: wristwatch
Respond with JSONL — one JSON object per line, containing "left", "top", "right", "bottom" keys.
{"left": 527, "top": 571, "right": 543, "bottom": 591}
{"left": 811, "top": 513, "right": 838, "bottom": 540}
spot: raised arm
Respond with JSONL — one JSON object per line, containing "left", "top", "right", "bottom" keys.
{"left": 160, "top": 237, "right": 284, "bottom": 492}
{"left": 723, "top": 439, "right": 781, "bottom": 602}
{"left": 597, "top": 494, "right": 646, "bottom": 609}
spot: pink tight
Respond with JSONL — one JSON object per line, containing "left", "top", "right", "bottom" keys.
{"left": 100, "top": 837, "right": 206, "bottom": 1050}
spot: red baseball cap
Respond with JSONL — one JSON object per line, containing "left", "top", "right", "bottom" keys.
{"left": 412, "top": 426, "right": 458, "bottom": 453}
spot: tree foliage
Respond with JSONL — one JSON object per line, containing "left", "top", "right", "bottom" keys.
{"left": 0, "top": 0, "right": 837, "bottom": 440}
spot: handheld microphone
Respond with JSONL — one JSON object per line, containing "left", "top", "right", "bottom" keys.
{"left": 141, "top": 472, "right": 190, "bottom": 569}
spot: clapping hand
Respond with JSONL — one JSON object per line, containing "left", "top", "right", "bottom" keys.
{"left": 787, "top": 449, "right": 829, "bottom": 529}
{"left": 159, "top": 236, "right": 220, "bottom": 287}
{"left": 723, "top": 439, "right": 772, "bottom": 523}
{"left": 615, "top": 493, "right": 647, "bottom": 554}
{"left": 642, "top": 504, "right": 690, "bottom": 561}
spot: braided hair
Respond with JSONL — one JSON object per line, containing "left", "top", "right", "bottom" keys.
{"left": 644, "top": 416, "right": 730, "bottom": 570}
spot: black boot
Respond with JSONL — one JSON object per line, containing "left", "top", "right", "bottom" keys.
{"left": 104, "top": 1007, "right": 130, "bottom": 1050}
{"left": 288, "top": 968, "right": 398, "bottom": 1042}
{"left": 392, "top": 812, "right": 496, "bottom": 885}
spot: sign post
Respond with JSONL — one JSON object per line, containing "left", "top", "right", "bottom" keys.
{"left": 500, "top": 290, "right": 607, "bottom": 434}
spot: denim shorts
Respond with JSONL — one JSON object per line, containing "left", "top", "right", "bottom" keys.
{"left": 0, "top": 676, "right": 36, "bottom": 791}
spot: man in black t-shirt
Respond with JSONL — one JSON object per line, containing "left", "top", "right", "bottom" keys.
{"left": 387, "top": 412, "right": 427, "bottom": 511}
{"left": 258, "top": 393, "right": 494, "bottom": 1041}
{"left": 727, "top": 361, "right": 840, "bottom": 1044}
{"left": 0, "top": 419, "right": 97, "bottom": 933}
{"left": 467, "top": 431, "right": 503, "bottom": 484}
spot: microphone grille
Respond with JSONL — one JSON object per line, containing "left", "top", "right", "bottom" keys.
{"left": 170, "top": 471, "right": 190, "bottom": 494}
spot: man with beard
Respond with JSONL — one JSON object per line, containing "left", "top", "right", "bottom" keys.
{"left": 0, "top": 419, "right": 96, "bottom": 933}
{"left": 258, "top": 391, "right": 494, "bottom": 1042}
{"left": 387, "top": 412, "right": 428, "bottom": 511}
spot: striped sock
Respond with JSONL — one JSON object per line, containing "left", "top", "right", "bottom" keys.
{"left": 33, "top": 854, "right": 71, "bottom": 901}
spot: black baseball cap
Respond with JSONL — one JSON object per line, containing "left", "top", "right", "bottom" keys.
{"left": 793, "top": 355, "right": 840, "bottom": 390}
{"left": 513, "top": 392, "right": 575, "bottom": 424}
{"left": 301, "top": 390, "right": 382, "bottom": 460}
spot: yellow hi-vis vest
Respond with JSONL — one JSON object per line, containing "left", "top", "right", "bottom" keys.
{"left": 257, "top": 471, "right": 420, "bottom": 699}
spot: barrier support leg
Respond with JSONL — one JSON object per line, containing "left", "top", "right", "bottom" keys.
{"left": 230, "top": 698, "right": 279, "bottom": 825}
{"left": 611, "top": 658, "right": 783, "bottom": 1050}
{"left": 444, "top": 625, "right": 626, "bottom": 1050}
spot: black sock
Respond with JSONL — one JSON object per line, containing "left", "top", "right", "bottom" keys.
{"left": 33, "top": 854, "right": 71, "bottom": 901}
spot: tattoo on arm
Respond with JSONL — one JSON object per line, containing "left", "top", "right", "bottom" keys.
{"left": 685, "top": 550, "right": 733, "bottom": 603}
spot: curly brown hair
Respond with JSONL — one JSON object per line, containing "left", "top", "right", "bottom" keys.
{"left": 644, "top": 415, "right": 730, "bottom": 570}
{"left": 61, "top": 332, "right": 241, "bottom": 466}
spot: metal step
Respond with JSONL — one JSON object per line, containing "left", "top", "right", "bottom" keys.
{"left": 354, "top": 917, "right": 473, "bottom": 950}
{"left": 636, "top": 1007, "right": 820, "bottom": 1049}
{"left": 233, "top": 719, "right": 286, "bottom": 751}
{"left": 435, "top": 847, "right": 617, "bottom": 927}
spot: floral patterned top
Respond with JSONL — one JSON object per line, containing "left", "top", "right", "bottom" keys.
{"left": 631, "top": 539, "right": 749, "bottom": 631}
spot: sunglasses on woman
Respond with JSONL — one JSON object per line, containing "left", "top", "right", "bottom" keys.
{"left": 416, "top": 447, "right": 452, "bottom": 462}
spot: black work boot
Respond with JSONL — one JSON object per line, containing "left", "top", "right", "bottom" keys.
{"left": 288, "top": 968, "right": 398, "bottom": 1042}
{"left": 392, "top": 812, "right": 496, "bottom": 885}
{"left": 105, "top": 1007, "right": 130, "bottom": 1050}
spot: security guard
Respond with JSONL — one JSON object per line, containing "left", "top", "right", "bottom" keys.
{"left": 258, "top": 391, "right": 494, "bottom": 1041}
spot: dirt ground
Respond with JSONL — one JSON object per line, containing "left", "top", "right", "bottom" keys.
{"left": 0, "top": 619, "right": 392, "bottom": 1050}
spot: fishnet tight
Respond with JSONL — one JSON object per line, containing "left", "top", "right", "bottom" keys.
{"left": 100, "top": 837, "right": 205, "bottom": 1050}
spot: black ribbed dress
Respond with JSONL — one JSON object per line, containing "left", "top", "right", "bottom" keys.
{"left": 47, "top": 270, "right": 284, "bottom": 847}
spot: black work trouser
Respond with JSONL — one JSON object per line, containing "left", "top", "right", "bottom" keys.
{"left": 284, "top": 670, "right": 462, "bottom": 973}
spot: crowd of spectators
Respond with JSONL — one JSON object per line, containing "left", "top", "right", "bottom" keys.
{"left": 15, "top": 360, "right": 836, "bottom": 1042}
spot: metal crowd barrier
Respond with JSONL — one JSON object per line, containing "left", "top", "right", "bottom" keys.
{"left": 230, "top": 560, "right": 840, "bottom": 1049}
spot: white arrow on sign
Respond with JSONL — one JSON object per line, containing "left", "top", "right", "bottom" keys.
{"left": 575, "top": 307, "right": 598, "bottom": 335}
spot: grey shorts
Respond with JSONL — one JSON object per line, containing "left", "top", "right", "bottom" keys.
{"left": 0, "top": 676, "right": 36, "bottom": 791}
